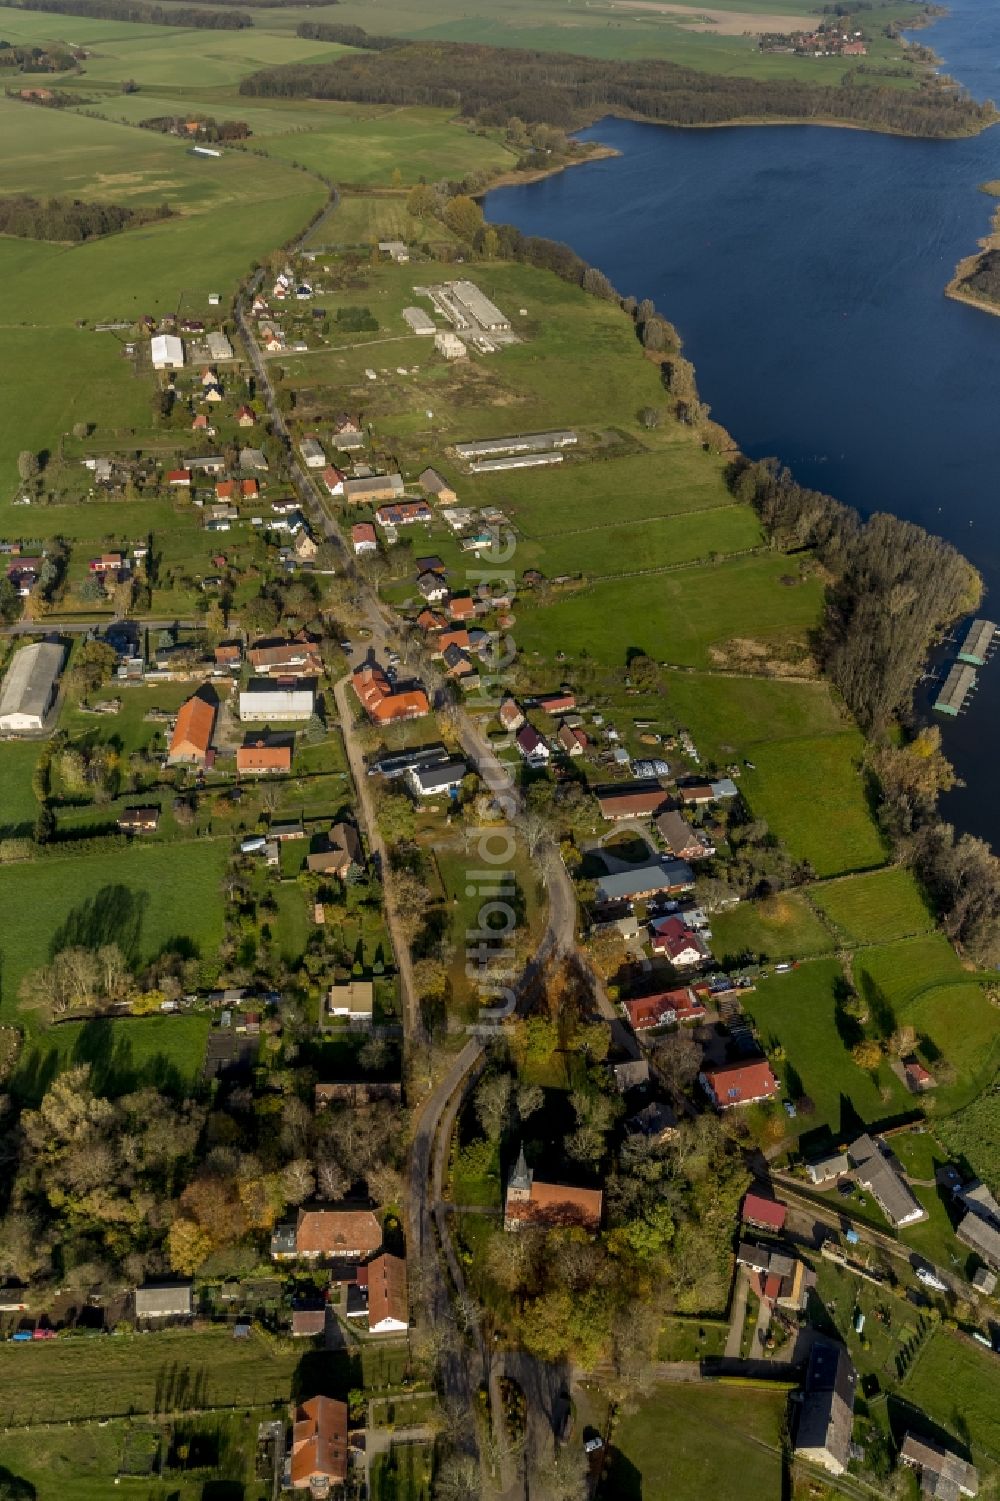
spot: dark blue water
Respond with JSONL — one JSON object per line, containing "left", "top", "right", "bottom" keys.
{"left": 486, "top": 0, "right": 1000, "bottom": 848}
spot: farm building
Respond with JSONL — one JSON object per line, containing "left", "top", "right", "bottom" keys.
{"left": 0, "top": 640, "right": 64, "bottom": 733}
{"left": 134, "top": 1282, "right": 193, "bottom": 1319}
{"left": 344, "top": 473, "right": 405, "bottom": 505}
{"left": 150, "top": 333, "right": 184, "bottom": 369}
{"left": 205, "top": 331, "right": 233, "bottom": 361}
{"left": 469, "top": 453, "right": 566, "bottom": 473}
{"left": 367, "top": 1253, "right": 409, "bottom": 1334}
{"left": 239, "top": 680, "right": 315, "bottom": 722}
{"left": 438, "top": 279, "right": 512, "bottom": 332}
{"left": 419, "top": 467, "right": 457, "bottom": 504}
{"left": 899, "top": 1434, "right": 978, "bottom": 1500}
{"left": 454, "top": 431, "right": 576, "bottom": 460}
{"left": 435, "top": 330, "right": 466, "bottom": 359}
{"left": 793, "top": 1340, "right": 856, "bottom": 1477}
{"left": 403, "top": 306, "right": 436, "bottom": 335}
{"left": 167, "top": 687, "right": 217, "bottom": 765}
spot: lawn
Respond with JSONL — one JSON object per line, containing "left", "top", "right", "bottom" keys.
{"left": 0, "top": 1327, "right": 302, "bottom": 1425}
{"left": 938, "top": 1090, "right": 1000, "bottom": 1195}
{"left": 852, "top": 937, "right": 999, "bottom": 1110}
{"left": 656, "top": 1315, "right": 729, "bottom": 1362}
{"left": 516, "top": 552, "right": 825, "bottom": 671}
{"left": 600, "top": 1381, "right": 786, "bottom": 1501}
{"left": 370, "top": 1440, "right": 435, "bottom": 1501}
{"left": 0, "top": 739, "right": 41, "bottom": 838}
{"left": 664, "top": 672, "right": 848, "bottom": 763}
{"left": 901, "top": 1328, "right": 1000, "bottom": 1463}
{"left": 12, "top": 1014, "right": 211, "bottom": 1104}
{"left": 711, "top": 892, "right": 834, "bottom": 965}
{"left": 739, "top": 732, "right": 887, "bottom": 878}
{"left": 0, "top": 840, "right": 230, "bottom": 1027}
{"left": 744, "top": 959, "right": 910, "bottom": 1137}
{"left": 431, "top": 842, "right": 544, "bottom": 1022}
{"left": 809, "top": 866, "right": 934, "bottom": 945}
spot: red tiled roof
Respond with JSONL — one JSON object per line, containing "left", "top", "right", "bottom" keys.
{"left": 507, "top": 1181, "right": 603, "bottom": 1232}
{"left": 742, "top": 1193, "right": 787, "bottom": 1232}
{"left": 295, "top": 1209, "right": 382, "bottom": 1257}
{"left": 702, "top": 1060, "right": 779, "bottom": 1108}
{"left": 290, "top": 1396, "right": 348, "bottom": 1487}
{"left": 352, "top": 665, "right": 429, "bottom": 724}
{"left": 237, "top": 740, "right": 291, "bottom": 773}
{"left": 366, "top": 1253, "right": 408, "bottom": 1330}
{"left": 169, "top": 691, "right": 216, "bottom": 762}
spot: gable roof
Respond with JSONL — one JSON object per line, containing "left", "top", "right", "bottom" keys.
{"left": 367, "top": 1252, "right": 408, "bottom": 1330}
{"left": 295, "top": 1208, "right": 382, "bottom": 1257}
{"left": 169, "top": 689, "right": 216, "bottom": 761}
{"left": 290, "top": 1396, "right": 348, "bottom": 1487}
{"left": 702, "top": 1059, "right": 779, "bottom": 1107}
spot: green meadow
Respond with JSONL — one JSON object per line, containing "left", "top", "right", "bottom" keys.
{"left": 0, "top": 840, "right": 230, "bottom": 1027}
{"left": 712, "top": 891, "right": 833, "bottom": 964}
{"left": 13, "top": 1013, "right": 211, "bottom": 1103}
{"left": 902, "top": 1330, "right": 1000, "bottom": 1463}
{"left": 810, "top": 865, "right": 934, "bottom": 945}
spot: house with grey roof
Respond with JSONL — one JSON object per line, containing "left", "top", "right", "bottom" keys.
{"left": 793, "top": 1340, "right": 856, "bottom": 1476}
{"left": 134, "top": 1282, "right": 193, "bottom": 1320}
{"left": 848, "top": 1134, "right": 926, "bottom": 1229}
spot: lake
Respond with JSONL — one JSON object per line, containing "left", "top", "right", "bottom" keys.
{"left": 486, "top": 0, "right": 1000, "bottom": 848}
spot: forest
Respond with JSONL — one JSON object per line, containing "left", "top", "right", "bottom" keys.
{"left": 0, "top": 194, "right": 172, "bottom": 242}
{"left": 239, "top": 37, "right": 995, "bottom": 138}
{"left": 955, "top": 245, "right": 1000, "bottom": 307}
{"left": 295, "top": 20, "right": 397, "bottom": 50}
{"left": 0, "top": 0, "right": 253, "bottom": 28}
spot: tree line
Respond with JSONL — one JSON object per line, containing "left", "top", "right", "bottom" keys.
{"left": 239, "top": 36, "right": 995, "bottom": 138}
{"left": 1, "top": 0, "right": 253, "bottom": 28}
{"left": 0, "top": 194, "right": 172, "bottom": 242}
{"left": 955, "top": 246, "right": 1000, "bottom": 308}
{"left": 295, "top": 20, "right": 397, "bottom": 51}
{"left": 139, "top": 113, "right": 252, "bottom": 141}
{"left": 0, "top": 37, "right": 76, "bottom": 69}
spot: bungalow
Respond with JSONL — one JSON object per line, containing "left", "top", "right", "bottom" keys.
{"left": 516, "top": 725, "right": 550, "bottom": 768}
{"left": 594, "top": 859, "right": 694, "bottom": 906}
{"left": 700, "top": 1059, "right": 780, "bottom": 1110}
{"left": 326, "top": 979, "right": 374, "bottom": 1021}
{"left": 118, "top": 806, "right": 160, "bottom": 835}
{"left": 167, "top": 687, "right": 217, "bottom": 766}
{"left": 290, "top": 1396, "right": 348, "bottom": 1492}
{"left": 235, "top": 405, "right": 255, "bottom": 427}
{"left": 903, "top": 1057, "right": 936, "bottom": 1092}
{"left": 89, "top": 552, "right": 126, "bottom": 575}
{"left": 352, "top": 523, "right": 377, "bottom": 555}
{"left": 649, "top": 916, "right": 709, "bottom": 966}
{"left": 596, "top": 781, "right": 668, "bottom": 821}
{"left": 270, "top": 821, "right": 305, "bottom": 842}
{"left": 241, "top": 478, "right": 259, "bottom": 500}
{"left": 367, "top": 1253, "right": 408, "bottom": 1335}
{"left": 321, "top": 465, "right": 345, "bottom": 497}
{"left": 237, "top": 733, "right": 292, "bottom": 775}
{"left": 504, "top": 1145, "right": 602, "bottom": 1233}
{"left": 191, "top": 413, "right": 212, "bottom": 433}
{"left": 419, "top": 467, "right": 457, "bottom": 504}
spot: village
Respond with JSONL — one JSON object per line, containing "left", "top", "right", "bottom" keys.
{"left": 0, "top": 220, "right": 998, "bottom": 1501}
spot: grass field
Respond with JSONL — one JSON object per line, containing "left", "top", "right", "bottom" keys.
{"left": 0, "top": 1328, "right": 302, "bottom": 1426}
{"left": 0, "top": 840, "right": 230, "bottom": 1027}
{"left": 257, "top": 107, "right": 514, "bottom": 187}
{"left": 712, "top": 891, "right": 834, "bottom": 964}
{"left": 318, "top": 189, "right": 458, "bottom": 247}
{"left": 938, "top": 1090, "right": 1000, "bottom": 1195}
{"left": 13, "top": 1014, "right": 211, "bottom": 1104}
{"left": 745, "top": 958, "right": 910, "bottom": 1135}
{"left": 0, "top": 740, "right": 41, "bottom": 836}
{"left": 739, "top": 732, "right": 887, "bottom": 877}
{"left": 600, "top": 1381, "right": 786, "bottom": 1500}
{"left": 901, "top": 1329, "right": 1000, "bottom": 1464}
{"left": 663, "top": 672, "right": 848, "bottom": 763}
{"left": 516, "top": 552, "right": 825, "bottom": 669}
{"left": 809, "top": 866, "right": 934, "bottom": 945}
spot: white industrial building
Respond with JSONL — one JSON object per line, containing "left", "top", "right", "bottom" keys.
{"left": 435, "top": 331, "right": 466, "bottom": 360}
{"left": 0, "top": 640, "right": 65, "bottom": 733}
{"left": 403, "top": 306, "right": 436, "bottom": 336}
{"left": 239, "top": 680, "right": 315, "bottom": 722}
{"left": 449, "top": 280, "right": 511, "bottom": 331}
{"left": 150, "top": 333, "right": 185, "bottom": 370}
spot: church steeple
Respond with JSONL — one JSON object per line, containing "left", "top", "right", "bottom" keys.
{"left": 509, "top": 1141, "right": 532, "bottom": 1195}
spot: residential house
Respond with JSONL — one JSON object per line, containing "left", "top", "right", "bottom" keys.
{"left": 351, "top": 522, "right": 377, "bottom": 555}
{"left": 742, "top": 1192, "right": 787, "bottom": 1233}
{"left": 848, "top": 1135, "right": 926, "bottom": 1228}
{"left": 594, "top": 859, "right": 694, "bottom": 907}
{"left": 904, "top": 1058, "right": 936, "bottom": 1093}
{"left": 248, "top": 637, "right": 322, "bottom": 677}
{"left": 270, "top": 821, "right": 305, "bottom": 842}
{"left": 596, "top": 782, "right": 668, "bottom": 821}
{"left": 241, "top": 478, "right": 259, "bottom": 500}
{"left": 737, "top": 1242, "right": 808, "bottom": 1312}
{"left": 656, "top": 809, "right": 709, "bottom": 861}
{"left": 700, "top": 1060, "right": 780, "bottom": 1110}
{"left": 237, "top": 733, "right": 293, "bottom": 776}
{"left": 626, "top": 1101, "right": 678, "bottom": 1144}
{"left": 352, "top": 663, "right": 429, "bottom": 724}
{"left": 611, "top": 1059, "right": 650, "bottom": 1092}
{"left": 134, "top": 1282, "right": 193, "bottom": 1319}
{"left": 118, "top": 806, "right": 160, "bottom": 835}
{"left": 504, "top": 1145, "right": 602, "bottom": 1233}
{"left": 326, "top": 980, "right": 374, "bottom": 1022}
{"left": 284, "top": 1207, "right": 383, "bottom": 1260}
{"left": 419, "top": 467, "right": 457, "bottom": 504}
{"left": 167, "top": 687, "right": 217, "bottom": 766}
{"left": 417, "top": 608, "right": 447, "bottom": 633}
{"left": 214, "top": 642, "right": 242, "bottom": 672}
{"left": 516, "top": 725, "right": 550, "bottom": 768}
{"left": 235, "top": 405, "right": 255, "bottom": 427}
{"left": 899, "top": 1434, "right": 979, "bottom": 1499}
{"left": 321, "top": 465, "right": 345, "bottom": 497}
{"left": 793, "top": 1340, "right": 857, "bottom": 1477}
{"left": 299, "top": 437, "right": 327, "bottom": 469}
{"left": 167, "top": 468, "right": 192, "bottom": 487}
{"left": 332, "top": 414, "right": 365, "bottom": 451}
{"left": 291, "top": 1308, "right": 326, "bottom": 1338}
{"left": 446, "top": 594, "right": 475, "bottom": 622}
{"left": 366, "top": 1253, "right": 408, "bottom": 1335}
{"left": 957, "top": 1209, "right": 1000, "bottom": 1270}
{"left": 624, "top": 987, "right": 706, "bottom": 1031}
{"left": 649, "top": 916, "right": 710, "bottom": 966}
{"left": 417, "top": 570, "right": 449, "bottom": 603}
{"left": 89, "top": 551, "right": 126, "bottom": 575}
{"left": 191, "top": 413, "right": 212, "bottom": 434}
{"left": 499, "top": 697, "right": 525, "bottom": 733}
{"left": 375, "top": 500, "right": 432, "bottom": 529}
{"left": 408, "top": 758, "right": 467, "bottom": 798}
{"left": 290, "top": 1396, "right": 348, "bottom": 1491}
{"left": 557, "top": 722, "right": 588, "bottom": 757}
{"left": 806, "top": 1153, "right": 849, "bottom": 1186}
{"left": 240, "top": 446, "right": 268, "bottom": 472}
{"left": 308, "top": 822, "right": 364, "bottom": 879}
{"left": 294, "top": 529, "right": 318, "bottom": 563}
{"left": 679, "top": 782, "right": 715, "bottom": 806}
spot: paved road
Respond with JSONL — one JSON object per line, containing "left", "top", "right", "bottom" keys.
{"left": 724, "top": 1266, "right": 749, "bottom": 1359}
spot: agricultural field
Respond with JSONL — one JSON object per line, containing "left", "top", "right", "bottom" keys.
{"left": 599, "top": 1381, "right": 786, "bottom": 1500}
{"left": 0, "top": 839, "right": 230, "bottom": 1027}
{"left": 739, "top": 732, "right": 887, "bottom": 878}
{"left": 257, "top": 107, "right": 515, "bottom": 187}
{"left": 711, "top": 891, "right": 834, "bottom": 964}
{"left": 744, "top": 958, "right": 910, "bottom": 1136}
{"left": 810, "top": 866, "right": 934, "bottom": 945}
{"left": 316, "top": 189, "right": 459, "bottom": 248}
{"left": 663, "top": 672, "right": 848, "bottom": 764}
{"left": 0, "top": 1327, "right": 301, "bottom": 1426}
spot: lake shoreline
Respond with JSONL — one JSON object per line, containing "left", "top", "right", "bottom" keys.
{"left": 946, "top": 189, "right": 1000, "bottom": 317}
